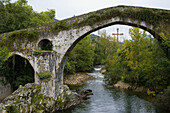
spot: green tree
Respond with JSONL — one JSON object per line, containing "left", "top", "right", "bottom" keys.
{"left": 64, "top": 35, "right": 94, "bottom": 74}
{"left": 105, "top": 27, "right": 170, "bottom": 93}
{"left": 122, "top": 28, "right": 153, "bottom": 86}
{"left": 94, "top": 32, "right": 120, "bottom": 65}
{"left": 0, "top": 0, "right": 55, "bottom": 33}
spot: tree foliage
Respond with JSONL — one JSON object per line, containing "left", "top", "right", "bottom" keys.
{"left": 64, "top": 32, "right": 120, "bottom": 75}
{"left": 93, "top": 31, "right": 121, "bottom": 65}
{"left": 0, "top": 0, "right": 55, "bottom": 33}
{"left": 105, "top": 27, "right": 170, "bottom": 93}
{"left": 64, "top": 35, "right": 94, "bottom": 74}
{"left": 155, "top": 86, "right": 170, "bottom": 112}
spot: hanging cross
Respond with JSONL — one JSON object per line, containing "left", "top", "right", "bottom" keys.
{"left": 112, "top": 28, "right": 123, "bottom": 42}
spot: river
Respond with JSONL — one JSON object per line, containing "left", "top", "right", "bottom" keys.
{"left": 58, "top": 67, "right": 158, "bottom": 113}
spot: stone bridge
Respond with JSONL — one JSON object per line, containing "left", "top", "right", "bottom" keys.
{"left": 0, "top": 6, "right": 170, "bottom": 98}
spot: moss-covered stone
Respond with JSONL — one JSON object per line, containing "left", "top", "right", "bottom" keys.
{"left": 33, "top": 50, "right": 51, "bottom": 55}
{"left": 0, "top": 29, "right": 39, "bottom": 49}
{"left": 0, "top": 83, "right": 82, "bottom": 113}
{"left": 52, "top": 6, "right": 170, "bottom": 32}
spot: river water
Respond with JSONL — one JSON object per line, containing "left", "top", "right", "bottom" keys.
{"left": 59, "top": 67, "right": 158, "bottom": 113}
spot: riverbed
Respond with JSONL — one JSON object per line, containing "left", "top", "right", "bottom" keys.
{"left": 57, "top": 67, "right": 159, "bottom": 113}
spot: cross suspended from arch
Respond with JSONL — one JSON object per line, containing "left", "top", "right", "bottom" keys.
{"left": 112, "top": 28, "right": 124, "bottom": 42}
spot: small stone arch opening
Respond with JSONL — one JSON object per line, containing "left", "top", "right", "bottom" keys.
{"left": 2, "top": 54, "right": 35, "bottom": 90}
{"left": 38, "top": 39, "right": 53, "bottom": 50}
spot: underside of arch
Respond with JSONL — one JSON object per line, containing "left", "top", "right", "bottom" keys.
{"left": 64, "top": 21, "right": 159, "bottom": 58}
{"left": 3, "top": 54, "right": 35, "bottom": 90}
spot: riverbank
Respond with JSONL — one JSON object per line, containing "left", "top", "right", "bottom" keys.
{"left": 100, "top": 69, "right": 106, "bottom": 74}
{"left": 64, "top": 73, "right": 95, "bottom": 86}
{"left": 106, "top": 81, "right": 170, "bottom": 112}
{"left": 60, "top": 67, "right": 159, "bottom": 113}
{"left": 113, "top": 81, "right": 147, "bottom": 93}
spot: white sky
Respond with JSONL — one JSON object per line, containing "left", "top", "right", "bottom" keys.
{"left": 11, "top": 0, "right": 170, "bottom": 41}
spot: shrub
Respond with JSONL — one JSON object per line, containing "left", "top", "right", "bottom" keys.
{"left": 38, "top": 72, "right": 52, "bottom": 80}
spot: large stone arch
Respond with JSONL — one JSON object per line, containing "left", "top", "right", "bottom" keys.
{"left": 65, "top": 20, "right": 156, "bottom": 57}
{"left": 57, "top": 16, "right": 162, "bottom": 84}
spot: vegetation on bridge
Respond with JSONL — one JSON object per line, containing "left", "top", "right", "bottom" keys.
{"left": 0, "top": 30, "right": 39, "bottom": 50}
{"left": 33, "top": 50, "right": 51, "bottom": 55}
{"left": 38, "top": 72, "right": 52, "bottom": 80}
{"left": 52, "top": 6, "right": 170, "bottom": 33}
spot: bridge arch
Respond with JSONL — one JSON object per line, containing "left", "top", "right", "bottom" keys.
{"left": 67, "top": 22, "right": 156, "bottom": 56}
{"left": 60, "top": 20, "right": 157, "bottom": 70}
{"left": 57, "top": 7, "right": 168, "bottom": 84}
{"left": 4, "top": 53, "right": 35, "bottom": 90}
{"left": 8, "top": 52, "right": 34, "bottom": 70}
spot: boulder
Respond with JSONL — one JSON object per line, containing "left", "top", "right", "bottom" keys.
{"left": 76, "top": 89, "right": 93, "bottom": 100}
{"left": 0, "top": 83, "right": 83, "bottom": 113}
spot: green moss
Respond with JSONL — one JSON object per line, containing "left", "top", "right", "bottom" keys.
{"left": 7, "top": 30, "right": 39, "bottom": 41}
{"left": 56, "top": 98, "right": 65, "bottom": 108}
{"left": 52, "top": 6, "right": 170, "bottom": 32}
{"left": 52, "top": 21, "right": 71, "bottom": 32}
{"left": 38, "top": 72, "right": 52, "bottom": 80}
{"left": 0, "top": 29, "right": 39, "bottom": 47}
{"left": 22, "top": 108, "right": 26, "bottom": 113}
{"left": 79, "top": 14, "right": 101, "bottom": 26}
{"left": 161, "top": 38, "right": 170, "bottom": 59}
{"left": 33, "top": 50, "right": 51, "bottom": 55}
{"left": 30, "top": 93, "right": 55, "bottom": 111}
{"left": 5, "top": 104, "right": 19, "bottom": 113}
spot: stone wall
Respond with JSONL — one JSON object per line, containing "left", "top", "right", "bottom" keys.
{"left": 0, "top": 77, "right": 12, "bottom": 102}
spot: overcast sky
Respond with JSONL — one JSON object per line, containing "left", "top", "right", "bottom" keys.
{"left": 11, "top": 0, "right": 170, "bottom": 41}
